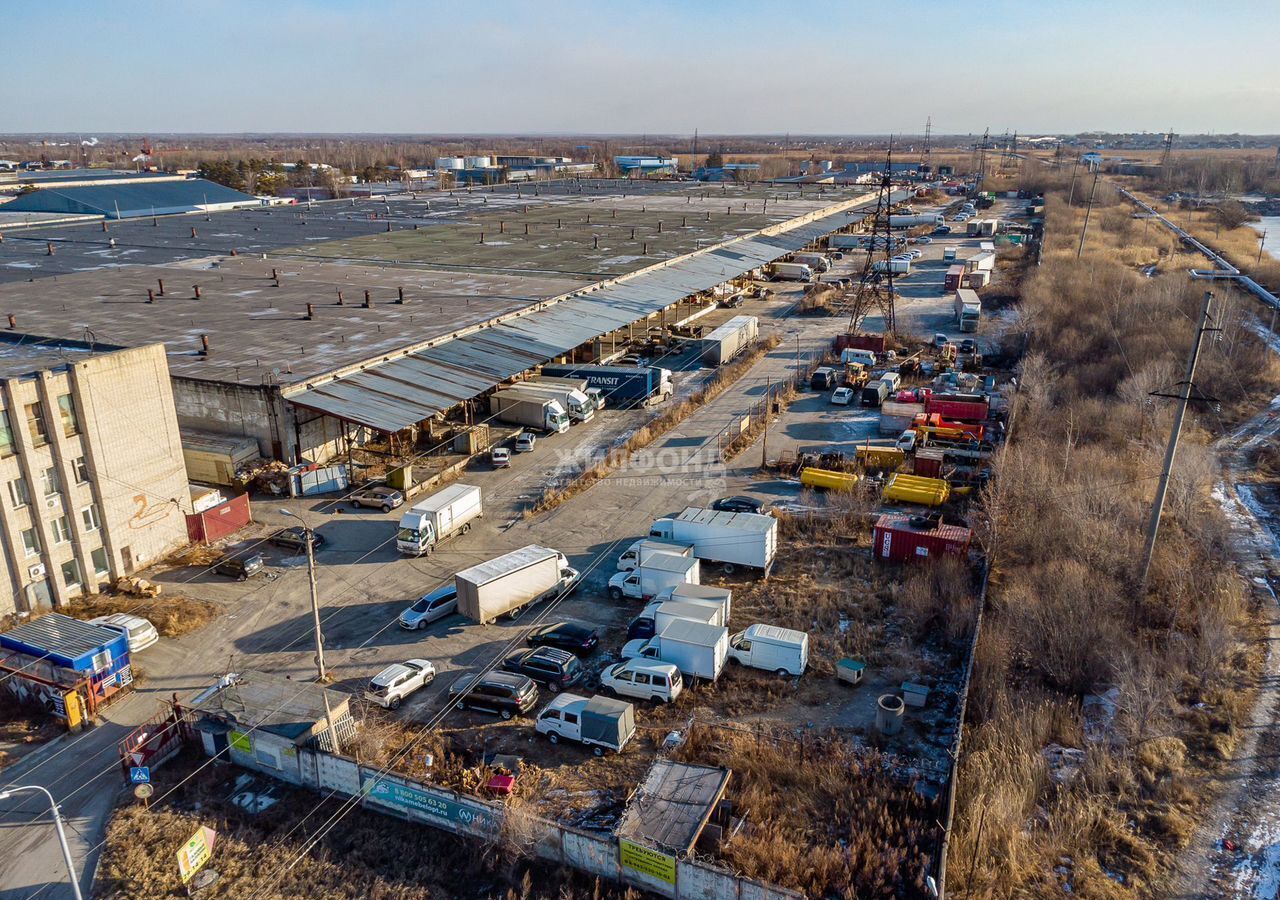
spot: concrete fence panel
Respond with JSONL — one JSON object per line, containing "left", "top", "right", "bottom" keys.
{"left": 562, "top": 829, "right": 619, "bottom": 881}
{"left": 676, "top": 858, "right": 733, "bottom": 900}
{"left": 360, "top": 769, "right": 502, "bottom": 840}
{"left": 315, "top": 752, "right": 361, "bottom": 796}
{"left": 739, "top": 875, "right": 804, "bottom": 900}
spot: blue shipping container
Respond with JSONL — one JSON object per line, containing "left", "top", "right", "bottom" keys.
{"left": 540, "top": 364, "right": 658, "bottom": 407}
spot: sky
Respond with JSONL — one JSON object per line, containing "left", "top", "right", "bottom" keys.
{"left": 8, "top": 0, "right": 1280, "bottom": 136}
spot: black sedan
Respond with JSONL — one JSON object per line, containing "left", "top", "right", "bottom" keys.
{"left": 711, "top": 495, "right": 764, "bottom": 515}
{"left": 268, "top": 526, "right": 326, "bottom": 552}
{"left": 526, "top": 621, "right": 600, "bottom": 656}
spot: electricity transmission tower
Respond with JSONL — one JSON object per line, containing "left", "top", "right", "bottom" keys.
{"left": 847, "top": 147, "right": 900, "bottom": 335}
{"left": 923, "top": 116, "right": 932, "bottom": 171}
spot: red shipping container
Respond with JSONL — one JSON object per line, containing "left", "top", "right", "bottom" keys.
{"left": 834, "top": 332, "right": 886, "bottom": 353}
{"left": 944, "top": 264, "right": 965, "bottom": 292}
{"left": 873, "top": 513, "right": 972, "bottom": 563}
{"left": 186, "top": 493, "right": 253, "bottom": 544}
{"left": 926, "top": 396, "right": 989, "bottom": 423}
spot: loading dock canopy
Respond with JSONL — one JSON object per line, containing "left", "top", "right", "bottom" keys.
{"left": 616, "top": 759, "right": 731, "bottom": 854}
{"left": 287, "top": 193, "right": 907, "bottom": 433}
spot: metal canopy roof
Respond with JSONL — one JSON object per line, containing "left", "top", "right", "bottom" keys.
{"left": 289, "top": 192, "right": 905, "bottom": 432}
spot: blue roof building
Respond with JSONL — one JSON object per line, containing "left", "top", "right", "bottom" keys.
{"left": 614, "top": 156, "right": 679, "bottom": 176}
{"left": 0, "top": 178, "right": 262, "bottom": 219}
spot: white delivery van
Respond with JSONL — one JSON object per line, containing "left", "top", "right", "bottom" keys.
{"left": 727, "top": 624, "right": 809, "bottom": 676}
{"left": 841, "top": 348, "right": 877, "bottom": 368}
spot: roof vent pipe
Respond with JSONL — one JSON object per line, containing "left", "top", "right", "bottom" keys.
{"left": 336, "top": 291, "right": 344, "bottom": 305}
{"left": 306, "top": 303, "right": 315, "bottom": 320}
{"left": 396, "top": 287, "right": 405, "bottom": 304}
{"left": 7, "top": 315, "right": 15, "bottom": 330}
{"left": 147, "top": 289, "right": 154, "bottom": 303}
{"left": 363, "top": 291, "right": 372, "bottom": 308}
{"left": 193, "top": 285, "right": 201, "bottom": 299}
{"left": 199, "top": 334, "right": 209, "bottom": 356}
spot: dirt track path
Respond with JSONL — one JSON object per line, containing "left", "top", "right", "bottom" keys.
{"left": 1166, "top": 329, "right": 1280, "bottom": 899}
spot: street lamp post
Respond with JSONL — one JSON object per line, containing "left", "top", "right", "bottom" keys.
{"left": 279, "top": 508, "right": 326, "bottom": 682}
{"left": 0, "top": 785, "right": 82, "bottom": 900}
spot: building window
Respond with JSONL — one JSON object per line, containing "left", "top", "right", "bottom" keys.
{"left": 25, "top": 403, "right": 48, "bottom": 447}
{"left": 81, "top": 504, "right": 100, "bottom": 532}
{"left": 41, "top": 466, "right": 60, "bottom": 497}
{"left": 56, "top": 394, "right": 79, "bottom": 437}
{"left": 0, "top": 410, "right": 13, "bottom": 458}
{"left": 91, "top": 546, "right": 109, "bottom": 578}
{"left": 72, "top": 456, "right": 88, "bottom": 484}
{"left": 20, "top": 527, "right": 40, "bottom": 558}
{"left": 50, "top": 515, "right": 71, "bottom": 544}
{"left": 8, "top": 477, "right": 29, "bottom": 508}
{"left": 60, "top": 559, "right": 82, "bottom": 592}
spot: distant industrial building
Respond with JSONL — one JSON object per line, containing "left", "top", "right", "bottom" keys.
{"left": 693, "top": 163, "right": 760, "bottom": 182}
{"left": 614, "top": 156, "right": 679, "bottom": 176}
{"left": 0, "top": 341, "right": 190, "bottom": 613}
{"left": 0, "top": 168, "right": 187, "bottom": 196}
{"left": 0, "top": 178, "right": 262, "bottom": 220}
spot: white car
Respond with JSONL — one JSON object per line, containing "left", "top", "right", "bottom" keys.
{"left": 906, "top": 249, "right": 923, "bottom": 259}
{"left": 365, "top": 659, "right": 436, "bottom": 709}
{"left": 915, "top": 236, "right": 933, "bottom": 244}
{"left": 491, "top": 446, "right": 511, "bottom": 468}
{"left": 896, "top": 430, "right": 918, "bottom": 452}
{"left": 515, "top": 432, "right": 537, "bottom": 452}
{"left": 89, "top": 614, "right": 159, "bottom": 653}
{"left": 830, "top": 387, "right": 855, "bottom": 405}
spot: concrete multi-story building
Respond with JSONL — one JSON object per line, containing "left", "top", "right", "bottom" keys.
{"left": 0, "top": 341, "right": 190, "bottom": 614}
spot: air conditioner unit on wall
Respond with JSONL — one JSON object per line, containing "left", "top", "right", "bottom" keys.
{"left": 45, "top": 497, "right": 58, "bottom": 509}
{"left": 28, "top": 564, "right": 45, "bottom": 578}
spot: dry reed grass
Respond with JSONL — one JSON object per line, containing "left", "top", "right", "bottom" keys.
{"left": 948, "top": 186, "right": 1274, "bottom": 896}
{"left": 62, "top": 593, "right": 221, "bottom": 637}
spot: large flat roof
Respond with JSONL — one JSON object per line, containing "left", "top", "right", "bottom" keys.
{"left": 0, "top": 260, "right": 581, "bottom": 385}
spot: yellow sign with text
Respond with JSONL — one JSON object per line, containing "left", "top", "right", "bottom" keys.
{"left": 619, "top": 838, "right": 676, "bottom": 885}
{"left": 177, "top": 825, "right": 217, "bottom": 883}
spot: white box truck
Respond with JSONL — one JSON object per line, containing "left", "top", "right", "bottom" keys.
{"left": 654, "top": 583, "right": 733, "bottom": 620}
{"left": 727, "top": 624, "right": 809, "bottom": 676}
{"left": 873, "top": 259, "right": 911, "bottom": 275}
{"left": 649, "top": 507, "right": 777, "bottom": 575}
{"left": 791, "top": 252, "right": 830, "bottom": 273}
{"left": 621, "top": 619, "right": 729, "bottom": 683}
{"left": 700, "top": 315, "right": 759, "bottom": 366}
{"left": 651, "top": 599, "right": 725, "bottom": 632}
{"left": 535, "top": 694, "right": 635, "bottom": 755}
{"left": 617, "top": 539, "right": 694, "bottom": 572}
{"left": 455, "top": 545, "right": 565, "bottom": 624}
{"left": 769, "top": 262, "right": 815, "bottom": 282}
{"left": 395, "top": 484, "right": 483, "bottom": 557}
{"left": 527, "top": 375, "right": 603, "bottom": 415}
{"left": 511, "top": 381, "right": 594, "bottom": 423}
{"left": 489, "top": 389, "right": 570, "bottom": 434}
{"left": 608, "top": 551, "right": 700, "bottom": 601}
{"left": 954, "top": 288, "right": 981, "bottom": 332}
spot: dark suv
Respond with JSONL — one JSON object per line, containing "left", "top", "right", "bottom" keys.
{"left": 449, "top": 671, "right": 538, "bottom": 719}
{"left": 500, "top": 647, "right": 584, "bottom": 693}
{"left": 212, "top": 553, "right": 264, "bottom": 581}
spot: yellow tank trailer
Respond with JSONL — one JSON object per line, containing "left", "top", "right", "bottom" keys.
{"left": 881, "top": 473, "right": 950, "bottom": 507}
{"left": 800, "top": 467, "right": 860, "bottom": 491}
{"left": 856, "top": 446, "right": 906, "bottom": 470}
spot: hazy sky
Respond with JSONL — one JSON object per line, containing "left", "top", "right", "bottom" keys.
{"left": 9, "top": 0, "right": 1279, "bottom": 135}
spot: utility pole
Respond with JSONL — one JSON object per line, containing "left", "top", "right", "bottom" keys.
{"left": 1259, "top": 229, "right": 1268, "bottom": 264}
{"left": 1138, "top": 291, "right": 1216, "bottom": 590}
{"left": 1066, "top": 153, "right": 1082, "bottom": 206}
{"left": 1076, "top": 169, "right": 1101, "bottom": 260}
{"left": 761, "top": 377, "right": 772, "bottom": 470}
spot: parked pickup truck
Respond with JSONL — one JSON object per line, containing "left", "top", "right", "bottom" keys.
{"left": 535, "top": 694, "right": 636, "bottom": 755}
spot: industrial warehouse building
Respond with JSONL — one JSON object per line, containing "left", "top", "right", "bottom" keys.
{"left": 0, "top": 178, "right": 261, "bottom": 219}
{"left": 0, "top": 180, "right": 901, "bottom": 468}
{"left": 0, "top": 341, "right": 190, "bottom": 613}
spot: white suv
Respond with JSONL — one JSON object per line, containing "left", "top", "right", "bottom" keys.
{"left": 365, "top": 659, "right": 436, "bottom": 709}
